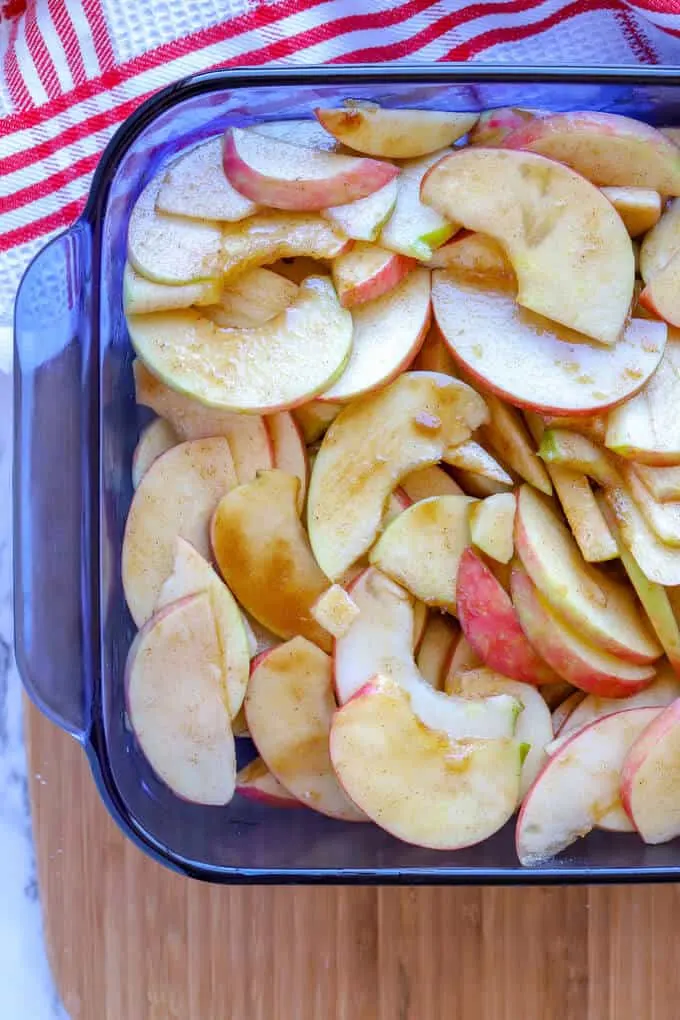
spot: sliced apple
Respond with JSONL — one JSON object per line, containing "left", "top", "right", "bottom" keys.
{"left": 514, "top": 484, "right": 661, "bottom": 664}
{"left": 323, "top": 179, "right": 398, "bottom": 242}
{"left": 220, "top": 212, "right": 348, "bottom": 282}
{"left": 131, "top": 418, "right": 178, "bottom": 488}
{"left": 311, "top": 584, "right": 360, "bottom": 640}
{"left": 451, "top": 470, "right": 512, "bottom": 499}
{"left": 416, "top": 614, "right": 460, "bottom": 689}
{"left": 443, "top": 636, "right": 482, "bottom": 692}
{"left": 640, "top": 197, "right": 680, "bottom": 283}
{"left": 126, "top": 593, "right": 235, "bottom": 805}
{"left": 503, "top": 112, "right": 680, "bottom": 193}
{"left": 307, "top": 371, "right": 487, "bottom": 581}
{"left": 332, "top": 673, "right": 522, "bottom": 850}
{"left": 211, "top": 470, "right": 331, "bottom": 652}
{"left": 380, "top": 152, "right": 457, "bottom": 261}
{"left": 427, "top": 231, "right": 514, "bottom": 280}
{"left": 245, "top": 637, "right": 364, "bottom": 820}
{"left": 123, "top": 262, "right": 220, "bottom": 315}
{"left": 620, "top": 699, "right": 680, "bottom": 843}
{"left": 469, "top": 492, "right": 516, "bottom": 565}
{"left": 331, "top": 242, "right": 415, "bottom": 308}
{"left": 511, "top": 564, "right": 655, "bottom": 698}
{"left": 127, "top": 174, "right": 222, "bottom": 285}
{"left": 444, "top": 440, "right": 513, "bottom": 487}
{"left": 156, "top": 136, "right": 257, "bottom": 221}
{"left": 400, "top": 464, "right": 464, "bottom": 502}
{"left": 253, "top": 119, "right": 346, "bottom": 151}
{"left": 469, "top": 106, "right": 540, "bottom": 146}
{"left": 640, "top": 250, "right": 680, "bottom": 327}
{"left": 265, "top": 411, "right": 307, "bottom": 514}
{"left": 539, "top": 413, "right": 607, "bottom": 444}
{"left": 421, "top": 148, "right": 634, "bottom": 345}
{"left": 292, "top": 399, "right": 341, "bottom": 444}
{"left": 412, "top": 322, "right": 457, "bottom": 376}
{"left": 433, "top": 271, "right": 666, "bottom": 416}
{"left": 129, "top": 276, "right": 353, "bottom": 414}
{"left": 632, "top": 463, "right": 680, "bottom": 503}
{"left": 551, "top": 691, "right": 585, "bottom": 736}
{"left": 201, "top": 267, "right": 298, "bottom": 328}
{"left": 622, "top": 463, "right": 680, "bottom": 546}
{"left": 320, "top": 269, "right": 431, "bottom": 403}
{"left": 315, "top": 104, "right": 477, "bottom": 158}
{"left": 236, "top": 757, "right": 301, "bottom": 808}
{"left": 122, "top": 438, "right": 237, "bottom": 626}
{"left": 223, "top": 127, "right": 397, "bottom": 211}
{"left": 601, "top": 186, "right": 662, "bottom": 238}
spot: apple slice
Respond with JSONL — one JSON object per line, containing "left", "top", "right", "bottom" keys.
{"left": 640, "top": 197, "right": 680, "bottom": 283}
{"left": 133, "top": 361, "right": 272, "bottom": 484}
{"left": 412, "top": 322, "right": 457, "bottom": 375}
{"left": 503, "top": 112, "right": 680, "bottom": 193}
{"left": 601, "top": 186, "right": 662, "bottom": 237}
{"left": 307, "top": 371, "right": 487, "bottom": 581}
{"left": 315, "top": 104, "right": 477, "bottom": 158}
{"left": 122, "top": 438, "right": 237, "bottom": 626}
{"left": 622, "top": 463, "right": 680, "bottom": 546}
{"left": 319, "top": 269, "right": 431, "bottom": 403}
{"left": 469, "top": 492, "right": 516, "bottom": 564}
{"left": 631, "top": 463, "right": 680, "bottom": 503}
{"left": 156, "top": 136, "right": 257, "bottom": 221}
{"left": 640, "top": 251, "right": 680, "bottom": 327}
{"left": 311, "top": 584, "right": 360, "bottom": 640}
{"left": 126, "top": 593, "right": 236, "bottom": 805}
{"left": 292, "top": 399, "right": 341, "bottom": 444}
{"left": 129, "top": 276, "right": 353, "bottom": 414}
{"left": 456, "top": 549, "right": 558, "bottom": 685}
{"left": 551, "top": 691, "right": 585, "bottom": 736}
{"left": 236, "top": 757, "right": 301, "bottom": 808}
{"left": 443, "top": 637, "right": 482, "bottom": 691}
{"left": 380, "top": 152, "right": 457, "bottom": 261}
{"left": 266, "top": 411, "right": 307, "bottom": 514}
{"left": 220, "top": 212, "right": 348, "bottom": 281}
{"left": 323, "top": 179, "right": 398, "bottom": 242}
{"left": 469, "top": 106, "right": 541, "bottom": 146}
{"left": 444, "top": 440, "right": 513, "bottom": 487}
{"left": 223, "top": 127, "right": 398, "bottom": 211}
{"left": 433, "top": 271, "right": 666, "bottom": 416}
{"left": 330, "top": 673, "right": 522, "bottom": 850}
{"left": 451, "top": 470, "right": 512, "bottom": 499}
{"left": 539, "top": 413, "right": 607, "bottom": 444}
{"left": 421, "top": 148, "right": 634, "bottom": 345}
{"left": 202, "top": 268, "right": 298, "bottom": 328}
{"left": 246, "top": 637, "right": 364, "bottom": 820}
{"left": 514, "top": 484, "right": 661, "bottom": 664}
{"left": 400, "top": 464, "right": 464, "bottom": 501}
{"left": 123, "top": 262, "right": 220, "bottom": 315}
{"left": 416, "top": 614, "right": 459, "bottom": 689}
{"left": 211, "top": 470, "right": 331, "bottom": 652}
{"left": 511, "top": 564, "right": 656, "bottom": 698}
{"left": 253, "top": 119, "right": 347, "bottom": 151}
{"left": 478, "top": 392, "right": 551, "bottom": 495}
{"left": 131, "top": 418, "right": 178, "bottom": 488}
{"left": 427, "top": 231, "right": 514, "bottom": 280}
{"left": 620, "top": 700, "right": 680, "bottom": 843}
{"left": 331, "top": 243, "right": 414, "bottom": 308}
{"left": 518, "top": 707, "right": 663, "bottom": 864}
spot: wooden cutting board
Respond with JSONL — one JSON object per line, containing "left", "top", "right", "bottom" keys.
{"left": 26, "top": 698, "right": 680, "bottom": 1020}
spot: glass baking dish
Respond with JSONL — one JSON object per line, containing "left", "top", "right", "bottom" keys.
{"left": 14, "top": 64, "right": 680, "bottom": 884}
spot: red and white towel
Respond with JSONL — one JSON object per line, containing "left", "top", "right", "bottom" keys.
{"left": 2, "top": 0, "right": 680, "bottom": 335}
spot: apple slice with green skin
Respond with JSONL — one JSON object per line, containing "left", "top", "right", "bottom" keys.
{"left": 510, "top": 564, "right": 656, "bottom": 699}
{"left": 640, "top": 197, "right": 680, "bottom": 283}
{"left": 601, "top": 187, "right": 661, "bottom": 237}
{"left": 323, "top": 179, "right": 398, "bottom": 242}
{"left": 307, "top": 371, "right": 488, "bottom": 581}
{"left": 133, "top": 361, "right": 272, "bottom": 484}
{"left": 517, "top": 707, "right": 662, "bottom": 865}
{"left": 131, "top": 418, "right": 178, "bottom": 488}
{"left": 421, "top": 148, "right": 634, "bottom": 346}
{"left": 400, "top": 464, "right": 464, "bottom": 502}
{"left": 266, "top": 411, "right": 308, "bottom": 514}
{"left": 201, "top": 268, "right": 298, "bottom": 329}
{"left": 156, "top": 136, "right": 257, "bottom": 221}
{"left": 443, "top": 637, "right": 482, "bottom": 691}
{"left": 122, "top": 438, "right": 237, "bottom": 627}
{"left": 433, "top": 271, "right": 666, "bottom": 416}
{"left": 315, "top": 104, "right": 477, "bottom": 158}
{"left": 456, "top": 549, "right": 558, "bottom": 685}
{"left": 412, "top": 322, "right": 457, "bottom": 376}
{"left": 514, "top": 483, "right": 661, "bottom": 664}
{"left": 246, "top": 637, "right": 365, "bottom": 821}
{"left": 211, "top": 470, "right": 331, "bottom": 652}
{"left": 236, "top": 757, "right": 302, "bottom": 808}
{"left": 335, "top": 568, "right": 520, "bottom": 739}
{"left": 416, "top": 614, "right": 460, "bottom": 689}
{"left": 223, "top": 127, "right": 398, "bottom": 211}
{"left": 445, "top": 440, "right": 513, "bottom": 487}
{"left": 380, "top": 152, "right": 458, "bottom": 261}
{"left": 156, "top": 537, "right": 250, "bottom": 719}
{"left": 551, "top": 691, "right": 586, "bottom": 737}
{"left": 330, "top": 673, "right": 522, "bottom": 850}
{"left": 123, "top": 262, "right": 220, "bottom": 315}
{"left": 469, "top": 107, "right": 541, "bottom": 146}
{"left": 469, "top": 492, "right": 516, "bottom": 565}
{"left": 331, "top": 243, "right": 415, "bottom": 308}
{"left": 631, "top": 463, "right": 680, "bottom": 503}
{"left": 126, "top": 593, "right": 236, "bottom": 805}
{"left": 427, "top": 231, "right": 514, "bottom": 279}
{"left": 318, "top": 269, "right": 431, "bottom": 403}
{"left": 220, "top": 213, "right": 349, "bottom": 282}
{"left": 620, "top": 700, "right": 680, "bottom": 843}
{"left": 502, "top": 112, "right": 680, "bottom": 193}
{"left": 129, "top": 276, "right": 353, "bottom": 414}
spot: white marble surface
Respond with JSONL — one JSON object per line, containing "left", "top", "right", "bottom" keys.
{"left": 0, "top": 371, "right": 68, "bottom": 1019}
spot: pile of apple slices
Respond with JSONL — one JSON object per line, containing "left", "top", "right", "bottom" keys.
{"left": 122, "top": 101, "right": 680, "bottom": 865}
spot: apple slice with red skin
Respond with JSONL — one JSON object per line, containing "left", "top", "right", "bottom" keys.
{"left": 236, "top": 757, "right": 302, "bottom": 808}
{"left": 126, "top": 593, "right": 236, "bottom": 805}
{"left": 265, "top": 411, "right": 308, "bottom": 514}
{"left": 131, "top": 418, "right": 178, "bottom": 488}
{"left": 416, "top": 614, "right": 460, "bottom": 689}
{"left": 551, "top": 691, "right": 586, "bottom": 737}
{"left": 640, "top": 254, "right": 680, "bottom": 329}
{"left": 510, "top": 564, "right": 656, "bottom": 699}
{"left": 456, "top": 548, "right": 558, "bottom": 685}
{"left": 620, "top": 700, "right": 680, "bottom": 843}
{"left": 331, "top": 243, "right": 415, "bottom": 308}
{"left": 246, "top": 637, "right": 365, "bottom": 821}
{"left": 223, "top": 127, "right": 397, "bottom": 211}
{"left": 469, "top": 107, "right": 542, "bottom": 146}
{"left": 330, "top": 673, "right": 522, "bottom": 851}
{"left": 640, "top": 197, "right": 680, "bottom": 283}
{"left": 516, "top": 707, "right": 662, "bottom": 865}
{"left": 315, "top": 105, "right": 477, "bottom": 158}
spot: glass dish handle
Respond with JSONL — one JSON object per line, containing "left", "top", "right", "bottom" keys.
{"left": 14, "top": 224, "right": 95, "bottom": 740}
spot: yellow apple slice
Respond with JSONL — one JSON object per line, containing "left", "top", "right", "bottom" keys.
{"left": 131, "top": 418, "right": 177, "bottom": 488}
{"left": 323, "top": 179, "right": 398, "bottom": 242}
{"left": 421, "top": 148, "right": 634, "bottom": 345}
{"left": 315, "top": 104, "right": 477, "bottom": 158}
{"left": 156, "top": 537, "right": 250, "bottom": 718}
{"left": 266, "top": 411, "right": 308, "bottom": 514}
{"left": 640, "top": 197, "right": 680, "bottom": 283}
{"left": 400, "top": 464, "right": 464, "bottom": 501}
{"left": 245, "top": 637, "right": 365, "bottom": 821}
{"left": 307, "top": 371, "right": 487, "bottom": 581}
{"left": 416, "top": 614, "right": 459, "bottom": 689}
{"left": 156, "top": 136, "right": 257, "bottom": 221}
{"left": 211, "top": 470, "right": 331, "bottom": 652}
{"left": 631, "top": 463, "right": 680, "bottom": 503}
{"left": 221, "top": 212, "right": 349, "bottom": 281}
{"left": 122, "top": 438, "right": 238, "bottom": 626}
{"left": 129, "top": 276, "right": 353, "bottom": 414}
{"left": 123, "top": 262, "right": 220, "bottom": 315}
{"left": 469, "top": 492, "right": 516, "bottom": 564}
{"left": 601, "top": 186, "right": 662, "bottom": 237}
{"left": 236, "top": 757, "right": 301, "bottom": 808}
{"left": 330, "top": 674, "right": 522, "bottom": 850}
{"left": 125, "top": 593, "right": 236, "bottom": 805}
{"left": 380, "top": 151, "right": 458, "bottom": 260}
{"left": 201, "top": 267, "right": 298, "bottom": 328}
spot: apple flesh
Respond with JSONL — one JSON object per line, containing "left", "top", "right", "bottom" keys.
{"left": 620, "top": 700, "right": 680, "bottom": 843}
{"left": 131, "top": 418, "right": 178, "bottom": 489}
{"left": 123, "top": 262, "right": 220, "bottom": 315}
{"left": 315, "top": 104, "right": 477, "bottom": 158}
{"left": 156, "top": 135, "right": 257, "bottom": 221}
{"left": 380, "top": 152, "right": 458, "bottom": 261}
{"left": 323, "top": 179, "right": 398, "bottom": 242}
{"left": 266, "top": 411, "right": 308, "bottom": 514}
{"left": 311, "top": 584, "right": 360, "bottom": 639}
{"left": 201, "top": 267, "right": 298, "bottom": 329}
{"left": 631, "top": 463, "right": 680, "bottom": 503}
{"left": 601, "top": 186, "right": 662, "bottom": 237}
{"left": 469, "top": 492, "right": 516, "bottom": 564}
{"left": 427, "top": 231, "right": 513, "bottom": 280}
{"left": 640, "top": 197, "right": 680, "bottom": 283}
{"left": 246, "top": 637, "right": 365, "bottom": 820}
{"left": 235, "top": 757, "right": 302, "bottom": 808}
{"left": 443, "top": 636, "right": 482, "bottom": 690}
{"left": 421, "top": 147, "right": 634, "bottom": 345}
{"left": 444, "top": 440, "right": 512, "bottom": 487}
{"left": 331, "top": 243, "right": 415, "bottom": 308}
{"left": 640, "top": 251, "right": 680, "bottom": 327}
{"left": 622, "top": 463, "right": 680, "bottom": 546}
{"left": 551, "top": 691, "right": 585, "bottom": 736}
{"left": 412, "top": 322, "right": 457, "bottom": 376}
{"left": 129, "top": 277, "right": 353, "bottom": 414}
{"left": 400, "top": 464, "right": 464, "bottom": 502}
{"left": 126, "top": 593, "right": 236, "bottom": 805}
{"left": 220, "top": 212, "right": 348, "bottom": 281}
{"left": 469, "top": 106, "right": 541, "bottom": 146}
{"left": 292, "top": 399, "right": 341, "bottom": 444}
{"left": 122, "top": 437, "right": 237, "bottom": 626}
{"left": 416, "top": 614, "right": 459, "bottom": 689}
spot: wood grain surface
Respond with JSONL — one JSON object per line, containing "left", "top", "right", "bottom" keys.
{"left": 26, "top": 698, "right": 680, "bottom": 1020}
